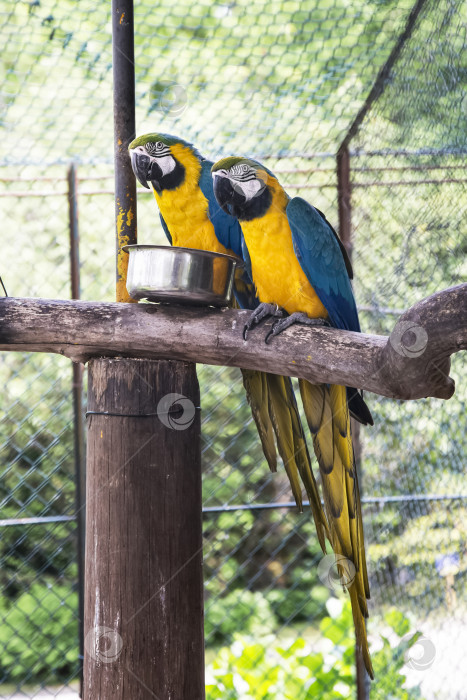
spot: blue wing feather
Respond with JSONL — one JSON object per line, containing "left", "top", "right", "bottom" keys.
{"left": 241, "top": 233, "right": 253, "bottom": 283}
{"left": 235, "top": 233, "right": 259, "bottom": 309}
{"left": 159, "top": 213, "right": 172, "bottom": 244}
{"left": 286, "top": 197, "right": 360, "bottom": 332}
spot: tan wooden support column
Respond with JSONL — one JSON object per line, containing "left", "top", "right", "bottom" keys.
{"left": 83, "top": 357, "right": 204, "bottom": 699}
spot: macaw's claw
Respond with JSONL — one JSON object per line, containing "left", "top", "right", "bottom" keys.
{"left": 265, "top": 312, "right": 330, "bottom": 344}
{"left": 243, "top": 303, "right": 286, "bottom": 340}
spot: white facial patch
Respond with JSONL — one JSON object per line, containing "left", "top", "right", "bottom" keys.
{"left": 157, "top": 154, "right": 177, "bottom": 176}
{"left": 232, "top": 177, "right": 265, "bottom": 201}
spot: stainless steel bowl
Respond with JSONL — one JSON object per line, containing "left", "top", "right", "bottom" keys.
{"left": 122, "top": 245, "right": 239, "bottom": 306}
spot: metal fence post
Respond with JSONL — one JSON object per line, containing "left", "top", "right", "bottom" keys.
{"left": 337, "top": 146, "right": 352, "bottom": 257}
{"left": 112, "top": 0, "right": 137, "bottom": 303}
{"left": 68, "top": 163, "right": 86, "bottom": 697}
{"left": 336, "top": 148, "right": 371, "bottom": 700}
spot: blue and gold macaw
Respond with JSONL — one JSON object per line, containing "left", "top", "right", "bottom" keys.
{"left": 128, "top": 133, "right": 329, "bottom": 549}
{"left": 211, "top": 155, "right": 374, "bottom": 678}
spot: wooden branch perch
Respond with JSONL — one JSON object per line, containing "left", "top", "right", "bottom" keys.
{"left": 0, "top": 284, "right": 465, "bottom": 401}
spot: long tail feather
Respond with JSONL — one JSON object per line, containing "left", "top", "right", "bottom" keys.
{"left": 266, "top": 375, "right": 329, "bottom": 552}
{"left": 347, "top": 387, "right": 374, "bottom": 426}
{"left": 241, "top": 369, "right": 277, "bottom": 472}
{"left": 299, "top": 379, "right": 373, "bottom": 679}
{"left": 241, "top": 367, "right": 329, "bottom": 551}
{"left": 349, "top": 585, "right": 374, "bottom": 679}
{"left": 266, "top": 374, "right": 304, "bottom": 509}
{"left": 282, "top": 377, "right": 329, "bottom": 551}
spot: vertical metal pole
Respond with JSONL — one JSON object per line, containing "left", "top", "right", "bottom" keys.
{"left": 336, "top": 149, "right": 370, "bottom": 700}
{"left": 352, "top": 420, "right": 371, "bottom": 700}
{"left": 337, "top": 146, "right": 352, "bottom": 256}
{"left": 112, "top": 0, "right": 137, "bottom": 302}
{"left": 335, "top": 9, "right": 430, "bottom": 698}
{"left": 68, "top": 164, "right": 86, "bottom": 697}
{"left": 338, "top": 0, "right": 429, "bottom": 154}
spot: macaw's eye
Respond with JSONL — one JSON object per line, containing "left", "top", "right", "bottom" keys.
{"left": 242, "top": 164, "right": 249, "bottom": 173}
{"left": 156, "top": 142, "right": 164, "bottom": 150}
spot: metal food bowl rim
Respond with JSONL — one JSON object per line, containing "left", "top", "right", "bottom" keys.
{"left": 122, "top": 244, "right": 243, "bottom": 266}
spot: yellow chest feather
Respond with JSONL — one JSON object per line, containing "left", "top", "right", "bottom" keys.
{"left": 151, "top": 147, "right": 233, "bottom": 256}
{"left": 241, "top": 203, "right": 327, "bottom": 319}
{"left": 154, "top": 184, "right": 236, "bottom": 296}
{"left": 154, "top": 187, "right": 229, "bottom": 254}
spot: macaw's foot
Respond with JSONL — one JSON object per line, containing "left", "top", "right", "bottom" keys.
{"left": 243, "top": 303, "right": 286, "bottom": 340}
{"left": 265, "top": 312, "right": 330, "bottom": 344}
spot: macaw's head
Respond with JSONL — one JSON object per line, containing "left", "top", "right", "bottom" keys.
{"left": 128, "top": 133, "right": 200, "bottom": 193}
{"left": 211, "top": 157, "right": 274, "bottom": 221}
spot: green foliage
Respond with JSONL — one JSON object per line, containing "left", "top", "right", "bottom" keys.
{"left": 0, "top": 353, "right": 77, "bottom": 598}
{"left": 206, "top": 590, "right": 276, "bottom": 644}
{"left": 206, "top": 601, "right": 423, "bottom": 699}
{"left": 207, "top": 632, "right": 351, "bottom": 699}
{"left": 370, "top": 610, "right": 424, "bottom": 700}
{"left": 0, "top": 583, "right": 78, "bottom": 683}
{"left": 266, "top": 584, "right": 329, "bottom": 626}
{"left": 203, "top": 495, "right": 331, "bottom": 647}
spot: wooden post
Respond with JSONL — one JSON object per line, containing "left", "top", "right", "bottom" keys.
{"left": 83, "top": 357, "right": 204, "bottom": 700}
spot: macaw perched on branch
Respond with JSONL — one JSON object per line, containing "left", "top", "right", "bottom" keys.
{"left": 128, "top": 133, "right": 329, "bottom": 549}
{"left": 211, "top": 155, "right": 374, "bottom": 678}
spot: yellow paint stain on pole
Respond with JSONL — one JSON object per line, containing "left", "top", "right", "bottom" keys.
{"left": 116, "top": 198, "right": 137, "bottom": 303}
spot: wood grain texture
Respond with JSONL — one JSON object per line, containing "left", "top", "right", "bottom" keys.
{"left": 83, "top": 358, "right": 204, "bottom": 700}
{"left": 0, "top": 283, "right": 465, "bottom": 400}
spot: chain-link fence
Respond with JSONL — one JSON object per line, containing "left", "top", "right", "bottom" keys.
{"left": 1, "top": 0, "right": 466, "bottom": 697}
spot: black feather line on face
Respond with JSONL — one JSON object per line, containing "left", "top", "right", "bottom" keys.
{"left": 145, "top": 141, "right": 171, "bottom": 157}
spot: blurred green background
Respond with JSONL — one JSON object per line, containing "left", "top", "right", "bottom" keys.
{"left": 1, "top": 0, "right": 466, "bottom": 697}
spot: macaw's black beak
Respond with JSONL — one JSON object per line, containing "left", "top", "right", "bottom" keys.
{"left": 212, "top": 170, "right": 245, "bottom": 217}
{"left": 130, "top": 150, "right": 164, "bottom": 192}
{"left": 213, "top": 170, "right": 234, "bottom": 209}
{"left": 130, "top": 150, "right": 151, "bottom": 189}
